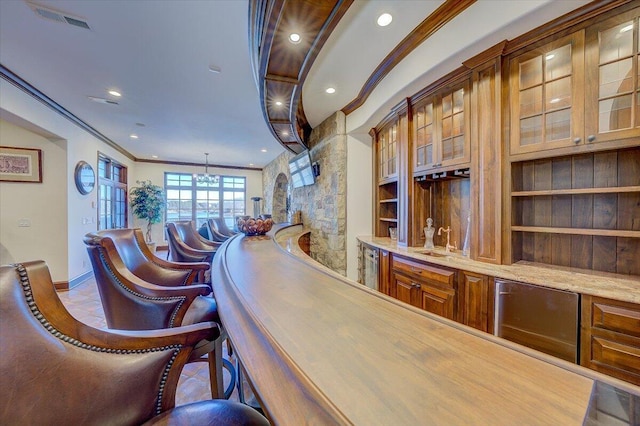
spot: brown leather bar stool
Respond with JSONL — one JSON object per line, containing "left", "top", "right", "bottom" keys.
{"left": 83, "top": 232, "right": 235, "bottom": 399}
{"left": 166, "top": 221, "right": 221, "bottom": 282}
{"left": 90, "top": 227, "right": 210, "bottom": 287}
{"left": 0, "top": 261, "right": 269, "bottom": 425}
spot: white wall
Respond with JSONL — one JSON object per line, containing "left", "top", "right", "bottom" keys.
{"left": 345, "top": 133, "right": 372, "bottom": 281}
{"left": 131, "top": 162, "right": 263, "bottom": 245}
{"left": 1, "top": 79, "right": 135, "bottom": 283}
{"left": 1, "top": 79, "right": 262, "bottom": 283}
{"left": 0, "top": 119, "right": 68, "bottom": 280}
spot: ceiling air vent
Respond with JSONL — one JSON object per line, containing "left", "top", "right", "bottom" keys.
{"left": 27, "top": 2, "right": 91, "bottom": 30}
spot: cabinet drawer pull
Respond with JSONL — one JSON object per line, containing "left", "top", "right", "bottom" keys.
{"left": 410, "top": 267, "right": 421, "bottom": 273}
{"left": 411, "top": 283, "right": 421, "bottom": 289}
{"left": 587, "top": 134, "right": 596, "bottom": 143}
{"left": 573, "top": 137, "right": 581, "bottom": 144}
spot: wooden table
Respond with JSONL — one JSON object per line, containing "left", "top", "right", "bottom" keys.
{"left": 211, "top": 225, "right": 640, "bottom": 425}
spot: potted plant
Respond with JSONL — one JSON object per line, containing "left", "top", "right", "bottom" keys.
{"left": 129, "top": 180, "right": 164, "bottom": 249}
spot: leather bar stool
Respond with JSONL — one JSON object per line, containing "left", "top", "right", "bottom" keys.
{"left": 0, "top": 261, "right": 269, "bottom": 425}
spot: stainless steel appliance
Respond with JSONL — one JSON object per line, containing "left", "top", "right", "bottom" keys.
{"left": 494, "top": 279, "right": 579, "bottom": 363}
{"left": 362, "top": 246, "right": 378, "bottom": 291}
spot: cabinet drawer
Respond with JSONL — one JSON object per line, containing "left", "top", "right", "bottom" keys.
{"left": 589, "top": 336, "right": 640, "bottom": 378}
{"left": 391, "top": 255, "right": 455, "bottom": 288}
{"left": 591, "top": 300, "right": 640, "bottom": 338}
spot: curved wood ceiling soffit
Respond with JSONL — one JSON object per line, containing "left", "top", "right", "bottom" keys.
{"left": 341, "top": 0, "right": 476, "bottom": 115}
{"left": 249, "top": 0, "right": 353, "bottom": 154}
{"left": 249, "top": 0, "right": 476, "bottom": 153}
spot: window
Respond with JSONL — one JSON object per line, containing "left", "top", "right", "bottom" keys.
{"left": 98, "top": 154, "right": 127, "bottom": 230}
{"left": 165, "top": 173, "right": 246, "bottom": 229}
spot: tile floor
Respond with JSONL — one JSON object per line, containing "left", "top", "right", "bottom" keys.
{"left": 57, "top": 276, "right": 239, "bottom": 406}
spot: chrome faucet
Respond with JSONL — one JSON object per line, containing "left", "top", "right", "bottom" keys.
{"left": 438, "top": 226, "right": 456, "bottom": 253}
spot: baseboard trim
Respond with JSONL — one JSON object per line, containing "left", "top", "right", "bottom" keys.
{"left": 55, "top": 270, "right": 94, "bottom": 292}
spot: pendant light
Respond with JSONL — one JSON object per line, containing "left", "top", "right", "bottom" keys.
{"left": 194, "top": 153, "right": 219, "bottom": 185}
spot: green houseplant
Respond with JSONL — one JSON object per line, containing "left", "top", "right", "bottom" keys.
{"left": 129, "top": 180, "right": 164, "bottom": 244}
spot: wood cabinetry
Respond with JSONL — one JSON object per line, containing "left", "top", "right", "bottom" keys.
{"left": 391, "top": 255, "right": 457, "bottom": 320}
{"left": 378, "top": 249, "right": 391, "bottom": 296}
{"left": 377, "top": 120, "right": 399, "bottom": 182}
{"left": 459, "top": 271, "right": 493, "bottom": 333}
{"left": 470, "top": 55, "right": 503, "bottom": 264}
{"left": 509, "top": 6, "right": 639, "bottom": 159}
{"left": 374, "top": 119, "right": 400, "bottom": 238}
{"left": 376, "top": 181, "right": 398, "bottom": 238}
{"left": 585, "top": 8, "right": 640, "bottom": 144}
{"left": 413, "top": 79, "right": 471, "bottom": 175}
{"left": 509, "top": 31, "right": 585, "bottom": 156}
{"left": 581, "top": 295, "right": 640, "bottom": 386}
{"left": 510, "top": 147, "right": 640, "bottom": 275}
{"left": 391, "top": 271, "right": 422, "bottom": 308}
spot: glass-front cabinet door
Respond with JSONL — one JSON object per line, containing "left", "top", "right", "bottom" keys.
{"left": 378, "top": 120, "right": 398, "bottom": 182}
{"left": 413, "top": 80, "right": 470, "bottom": 174}
{"left": 439, "top": 82, "right": 470, "bottom": 169}
{"left": 414, "top": 98, "right": 435, "bottom": 173}
{"left": 585, "top": 8, "right": 640, "bottom": 144}
{"left": 509, "top": 31, "right": 585, "bottom": 155}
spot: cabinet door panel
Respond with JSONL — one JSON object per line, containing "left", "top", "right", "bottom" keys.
{"left": 585, "top": 9, "right": 640, "bottom": 144}
{"left": 378, "top": 250, "right": 391, "bottom": 296}
{"left": 461, "top": 272, "right": 491, "bottom": 332}
{"left": 581, "top": 295, "right": 640, "bottom": 386}
{"left": 420, "top": 285, "right": 455, "bottom": 320}
{"left": 393, "top": 273, "right": 421, "bottom": 308}
{"left": 510, "top": 31, "right": 585, "bottom": 155}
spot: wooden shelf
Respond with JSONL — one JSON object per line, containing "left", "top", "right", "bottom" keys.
{"left": 511, "top": 226, "right": 640, "bottom": 238}
{"left": 512, "top": 186, "right": 640, "bottom": 197}
{"left": 379, "top": 198, "right": 398, "bottom": 203}
{"left": 379, "top": 218, "right": 398, "bottom": 223}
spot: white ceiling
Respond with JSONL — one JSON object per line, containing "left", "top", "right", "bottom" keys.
{"left": 0, "top": 0, "right": 591, "bottom": 168}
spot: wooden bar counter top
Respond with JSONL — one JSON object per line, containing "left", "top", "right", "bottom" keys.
{"left": 211, "top": 224, "right": 640, "bottom": 425}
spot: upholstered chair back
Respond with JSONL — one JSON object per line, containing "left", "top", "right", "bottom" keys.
{"left": 83, "top": 233, "right": 213, "bottom": 330}
{"left": 90, "top": 228, "right": 207, "bottom": 286}
{"left": 0, "top": 261, "right": 213, "bottom": 425}
{"left": 172, "top": 221, "right": 221, "bottom": 250}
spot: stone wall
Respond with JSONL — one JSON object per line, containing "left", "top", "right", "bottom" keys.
{"left": 262, "top": 111, "right": 347, "bottom": 276}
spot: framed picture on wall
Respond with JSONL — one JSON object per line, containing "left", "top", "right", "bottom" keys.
{"left": 0, "top": 146, "right": 43, "bottom": 183}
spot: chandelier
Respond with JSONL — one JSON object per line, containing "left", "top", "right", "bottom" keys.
{"left": 194, "top": 152, "right": 219, "bottom": 185}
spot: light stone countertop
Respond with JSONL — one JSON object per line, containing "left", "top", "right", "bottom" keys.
{"left": 358, "top": 236, "right": 640, "bottom": 305}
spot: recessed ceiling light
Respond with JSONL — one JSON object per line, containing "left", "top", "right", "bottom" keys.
{"left": 87, "top": 96, "right": 118, "bottom": 105}
{"left": 545, "top": 54, "right": 555, "bottom": 60}
{"left": 249, "top": 163, "right": 254, "bottom": 166}
{"left": 151, "top": 155, "right": 158, "bottom": 159}
{"left": 289, "top": 33, "right": 301, "bottom": 44}
{"left": 282, "top": 131, "right": 289, "bottom": 136}
{"left": 275, "top": 101, "right": 283, "bottom": 106}
{"left": 208, "top": 65, "right": 222, "bottom": 73}
{"left": 129, "top": 134, "right": 139, "bottom": 139}
{"left": 377, "top": 13, "right": 392, "bottom": 27}
{"left": 261, "top": 149, "right": 267, "bottom": 153}
{"left": 325, "top": 87, "right": 336, "bottom": 94}
{"left": 108, "top": 90, "right": 121, "bottom": 97}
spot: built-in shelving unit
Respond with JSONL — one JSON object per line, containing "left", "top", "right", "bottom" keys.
{"left": 377, "top": 181, "right": 398, "bottom": 237}
{"left": 510, "top": 147, "right": 640, "bottom": 275}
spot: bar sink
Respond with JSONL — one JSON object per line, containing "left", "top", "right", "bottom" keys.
{"left": 414, "top": 250, "right": 448, "bottom": 258}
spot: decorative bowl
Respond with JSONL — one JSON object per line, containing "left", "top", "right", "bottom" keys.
{"left": 236, "top": 216, "right": 274, "bottom": 236}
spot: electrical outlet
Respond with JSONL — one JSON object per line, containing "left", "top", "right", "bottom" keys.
{"left": 18, "top": 219, "right": 31, "bottom": 227}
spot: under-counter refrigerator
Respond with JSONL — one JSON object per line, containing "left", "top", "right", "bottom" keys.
{"left": 494, "top": 279, "right": 580, "bottom": 363}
